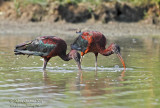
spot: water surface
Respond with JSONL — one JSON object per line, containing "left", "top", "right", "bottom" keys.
{"left": 0, "top": 35, "right": 159, "bottom": 108}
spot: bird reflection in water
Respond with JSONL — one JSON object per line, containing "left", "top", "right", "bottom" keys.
{"left": 41, "top": 69, "right": 125, "bottom": 104}
{"left": 75, "top": 70, "right": 125, "bottom": 98}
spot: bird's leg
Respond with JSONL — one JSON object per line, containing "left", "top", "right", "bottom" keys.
{"left": 80, "top": 52, "right": 84, "bottom": 63}
{"left": 80, "top": 56, "right": 83, "bottom": 63}
{"left": 43, "top": 58, "right": 48, "bottom": 70}
{"left": 95, "top": 53, "right": 98, "bottom": 71}
{"left": 43, "top": 58, "right": 50, "bottom": 70}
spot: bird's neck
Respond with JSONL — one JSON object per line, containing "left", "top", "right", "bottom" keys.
{"left": 100, "top": 44, "right": 114, "bottom": 56}
{"left": 59, "top": 51, "right": 72, "bottom": 61}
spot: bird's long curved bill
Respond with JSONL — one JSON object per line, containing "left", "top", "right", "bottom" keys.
{"left": 117, "top": 53, "right": 126, "bottom": 70}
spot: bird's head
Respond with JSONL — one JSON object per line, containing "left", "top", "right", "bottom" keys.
{"left": 111, "top": 43, "right": 126, "bottom": 70}
{"left": 69, "top": 50, "right": 81, "bottom": 70}
{"left": 111, "top": 43, "right": 121, "bottom": 54}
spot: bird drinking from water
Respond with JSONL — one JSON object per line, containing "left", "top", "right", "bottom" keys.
{"left": 14, "top": 36, "right": 81, "bottom": 70}
{"left": 71, "top": 31, "right": 126, "bottom": 71}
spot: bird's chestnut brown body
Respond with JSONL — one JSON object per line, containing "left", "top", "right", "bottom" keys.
{"left": 71, "top": 31, "right": 126, "bottom": 70}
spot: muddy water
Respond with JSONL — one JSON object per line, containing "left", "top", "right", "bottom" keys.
{"left": 0, "top": 35, "right": 160, "bottom": 108}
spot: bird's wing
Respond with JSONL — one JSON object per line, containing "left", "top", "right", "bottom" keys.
{"left": 14, "top": 36, "right": 57, "bottom": 56}
{"left": 71, "top": 32, "right": 90, "bottom": 52}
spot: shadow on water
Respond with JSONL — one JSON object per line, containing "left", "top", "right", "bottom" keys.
{"left": 0, "top": 35, "right": 159, "bottom": 107}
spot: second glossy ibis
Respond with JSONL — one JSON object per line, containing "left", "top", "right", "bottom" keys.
{"left": 14, "top": 36, "right": 81, "bottom": 70}
{"left": 71, "top": 31, "right": 126, "bottom": 70}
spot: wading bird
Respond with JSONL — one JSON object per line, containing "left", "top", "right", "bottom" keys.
{"left": 14, "top": 36, "right": 81, "bottom": 70}
{"left": 71, "top": 31, "right": 126, "bottom": 70}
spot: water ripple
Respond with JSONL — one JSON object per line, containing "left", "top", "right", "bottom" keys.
{"left": 20, "top": 66, "right": 133, "bottom": 73}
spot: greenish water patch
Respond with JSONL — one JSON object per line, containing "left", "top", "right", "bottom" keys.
{"left": 0, "top": 35, "right": 159, "bottom": 108}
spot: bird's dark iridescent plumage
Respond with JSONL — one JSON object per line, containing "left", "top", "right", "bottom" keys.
{"left": 71, "top": 31, "right": 126, "bottom": 70}
{"left": 71, "top": 34, "right": 88, "bottom": 52}
{"left": 15, "top": 36, "right": 57, "bottom": 56}
{"left": 14, "top": 36, "right": 81, "bottom": 70}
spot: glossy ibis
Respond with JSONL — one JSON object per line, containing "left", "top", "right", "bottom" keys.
{"left": 71, "top": 31, "right": 126, "bottom": 70}
{"left": 14, "top": 36, "right": 81, "bottom": 70}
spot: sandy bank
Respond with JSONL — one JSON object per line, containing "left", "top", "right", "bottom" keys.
{"left": 0, "top": 21, "right": 160, "bottom": 38}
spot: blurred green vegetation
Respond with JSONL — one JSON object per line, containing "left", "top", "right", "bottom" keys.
{"left": 121, "top": 0, "right": 160, "bottom": 8}
{"left": 122, "top": 0, "right": 160, "bottom": 6}
{"left": 13, "top": 0, "right": 47, "bottom": 6}
{"left": 10, "top": 0, "right": 160, "bottom": 6}
{"left": 5, "top": 0, "right": 160, "bottom": 23}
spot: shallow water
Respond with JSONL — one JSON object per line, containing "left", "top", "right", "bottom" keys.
{"left": 0, "top": 35, "right": 160, "bottom": 108}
